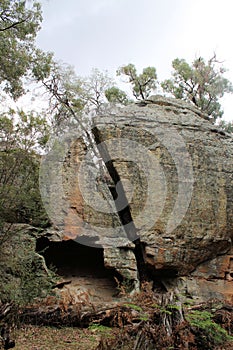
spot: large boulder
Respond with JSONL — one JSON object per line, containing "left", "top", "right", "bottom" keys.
{"left": 41, "top": 95, "right": 233, "bottom": 300}
{"left": 93, "top": 96, "right": 233, "bottom": 275}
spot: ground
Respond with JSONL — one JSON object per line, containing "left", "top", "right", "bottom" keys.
{"left": 14, "top": 324, "right": 233, "bottom": 350}
{"left": 14, "top": 325, "right": 113, "bottom": 350}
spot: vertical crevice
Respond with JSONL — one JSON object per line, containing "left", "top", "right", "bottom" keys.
{"left": 92, "top": 126, "right": 148, "bottom": 283}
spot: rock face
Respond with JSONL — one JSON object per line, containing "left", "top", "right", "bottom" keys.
{"left": 42, "top": 95, "right": 233, "bottom": 301}
{"left": 92, "top": 96, "right": 233, "bottom": 300}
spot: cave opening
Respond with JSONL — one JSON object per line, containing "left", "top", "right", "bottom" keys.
{"left": 36, "top": 237, "right": 120, "bottom": 282}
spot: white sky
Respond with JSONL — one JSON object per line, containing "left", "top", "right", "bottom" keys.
{"left": 36, "top": 0, "right": 233, "bottom": 121}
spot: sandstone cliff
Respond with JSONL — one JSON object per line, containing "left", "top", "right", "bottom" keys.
{"left": 41, "top": 95, "right": 233, "bottom": 302}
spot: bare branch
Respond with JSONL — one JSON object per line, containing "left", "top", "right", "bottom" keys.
{"left": 0, "top": 18, "right": 27, "bottom": 32}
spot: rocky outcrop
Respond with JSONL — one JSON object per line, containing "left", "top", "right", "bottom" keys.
{"left": 92, "top": 96, "right": 233, "bottom": 299}
{"left": 41, "top": 95, "right": 233, "bottom": 301}
{"left": 104, "top": 247, "right": 139, "bottom": 291}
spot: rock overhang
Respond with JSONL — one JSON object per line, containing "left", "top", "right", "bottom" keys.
{"left": 40, "top": 96, "right": 233, "bottom": 300}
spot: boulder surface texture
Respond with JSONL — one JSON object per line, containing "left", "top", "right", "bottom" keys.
{"left": 49, "top": 96, "right": 233, "bottom": 301}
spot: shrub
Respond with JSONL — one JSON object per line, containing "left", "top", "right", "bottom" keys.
{"left": 186, "top": 310, "right": 233, "bottom": 349}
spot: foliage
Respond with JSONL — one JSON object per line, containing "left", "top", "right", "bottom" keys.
{"left": 0, "top": 108, "right": 49, "bottom": 150}
{"left": 0, "top": 0, "right": 53, "bottom": 99}
{"left": 52, "top": 64, "right": 88, "bottom": 110}
{"left": 0, "top": 2, "right": 55, "bottom": 331}
{"left": 0, "top": 111, "right": 50, "bottom": 228}
{"left": 42, "top": 64, "right": 116, "bottom": 135}
{"left": 105, "top": 86, "right": 131, "bottom": 105}
{"left": 0, "top": 228, "right": 56, "bottom": 306}
{"left": 40, "top": 63, "right": 85, "bottom": 132}
{"left": 92, "top": 287, "right": 233, "bottom": 350}
{"left": 80, "top": 68, "right": 114, "bottom": 112}
{"left": 88, "top": 324, "right": 112, "bottom": 335}
{"left": 44, "top": 59, "right": 233, "bottom": 127}
{"left": 186, "top": 310, "right": 233, "bottom": 348}
{"left": 123, "top": 303, "right": 143, "bottom": 312}
{"left": 217, "top": 119, "right": 233, "bottom": 133}
{"left": 161, "top": 55, "right": 233, "bottom": 121}
{"left": 0, "top": 151, "right": 48, "bottom": 226}
{"left": 117, "top": 63, "right": 157, "bottom": 100}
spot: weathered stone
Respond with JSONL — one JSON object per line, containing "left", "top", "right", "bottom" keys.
{"left": 41, "top": 96, "right": 233, "bottom": 301}
{"left": 93, "top": 95, "right": 233, "bottom": 299}
{"left": 104, "top": 247, "right": 139, "bottom": 292}
{"left": 41, "top": 135, "right": 129, "bottom": 248}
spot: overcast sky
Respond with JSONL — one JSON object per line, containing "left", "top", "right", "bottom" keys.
{"left": 36, "top": 0, "right": 233, "bottom": 121}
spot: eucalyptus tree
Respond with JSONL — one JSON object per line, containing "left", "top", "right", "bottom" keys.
{"left": 161, "top": 55, "right": 233, "bottom": 121}
{"left": 116, "top": 63, "right": 157, "bottom": 100}
{"left": 105, "top": 86, "right": 131, "bottom": 105}
{"left": 0, "top": 0, "right": 53, "bottom": 99}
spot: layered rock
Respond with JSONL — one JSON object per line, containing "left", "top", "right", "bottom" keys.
{"left": 92, "top": 96, "right": 233, "bottom": 299}
{"left": 41, "top": 95, "right": 233, "bottom": 301}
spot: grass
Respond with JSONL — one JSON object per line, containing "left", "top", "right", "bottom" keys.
{"left": 88, "top": 324, "right": 112, "bottom": 335}
{"left": 14, "top": 325, "right": 114, "bottom": 350}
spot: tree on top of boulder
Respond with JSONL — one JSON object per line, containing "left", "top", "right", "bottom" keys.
{"left": 161, "top": 54, "right": 233, "bottom": 121}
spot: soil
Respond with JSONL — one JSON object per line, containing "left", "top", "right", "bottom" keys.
{"left": 14, "top": 325, "right": 113, "bottom": 350}
{"left": 53, "top": 264, "right": 123, "bottom": 309}
{"left": 56, "top": 267, "right": 120, "bottom": 305}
